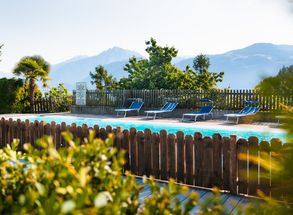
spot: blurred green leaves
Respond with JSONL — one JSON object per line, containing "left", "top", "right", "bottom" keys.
{"left": 0, "top": 129, "right": 236, "bottom": 214}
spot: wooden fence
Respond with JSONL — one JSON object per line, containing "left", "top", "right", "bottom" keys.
{"left": 33, "top": 98, "right": 54, "bottom": 113}
{"left": 0, "top": 118, "right": 286, "bottom": 197}
{"left": 33, "top": 96, "right": 72, "bottom": 113}
{"left": 73, "top": 89, "right": 292, "bottom": 112}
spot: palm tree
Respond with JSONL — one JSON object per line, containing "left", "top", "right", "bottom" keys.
{"left": 13, "top": 56, "right": 50, "bottom": 113}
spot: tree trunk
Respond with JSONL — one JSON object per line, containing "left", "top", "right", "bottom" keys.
{"left": 29, "top": 79, "right": 35, "bottom": 113}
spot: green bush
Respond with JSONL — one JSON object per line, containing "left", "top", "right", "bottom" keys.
{"left": 0, "top": 78, "right": 23, "bottom": 113}
{"left": 12, "top": 81, "right": 42, "bottom": 113}
{"left": 0, "top": 130, "right": 231, "bottom": 214}
{"left": 0, "top": 131, "right": 140, "bottom": 214}
{"left": 45, "top": 83, "right": 72, "bottom": 112}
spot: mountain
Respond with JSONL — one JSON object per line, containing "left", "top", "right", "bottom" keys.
{"left": 176, "top": 43, "right": 293, "bottom": 88}
{"left": 49, "top": 47, "right": 144, "bottom": 90}
{"left": 21, "top": 43, "right": 293, "bottom": 90}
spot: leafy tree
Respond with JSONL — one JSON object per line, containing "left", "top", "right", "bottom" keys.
{"left": 121, "top": 38, "right": 180, "bottom": 89}
{"left": 193, "top": 53, "right": 210, "bottom": 73}
{"left": 12, "top": 81, "right": 42, "bottom": 113}
{"left": 255, "top": 65, "right": 293, "bottom": 96}
{"left": 90, "top": 65, "right": 118, "bottom": 90}
{"left": 0, "top": 78, "right": 23, "bottom": 113}
{"left": 13, "top": 56, "right": 50, "bottom": 113}
{"left": 120, "top": 38, "right": 224, "bottom": 90}
{"left": 45, "top": 83, "right": 72, "bottom": 112}
{"left": 192, "top": 54, "right": 224, "bottom": 90}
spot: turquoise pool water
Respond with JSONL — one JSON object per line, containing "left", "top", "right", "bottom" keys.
{"left": 14, "top": 115, "right": 286, "bottom": 141}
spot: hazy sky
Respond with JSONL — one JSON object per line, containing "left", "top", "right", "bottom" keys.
{"left": 0, "top": 0, "right": 293, "bottom": 72}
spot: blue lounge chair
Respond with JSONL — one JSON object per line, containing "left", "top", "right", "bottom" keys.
{"left": 224, "top": 103, "right": 260, "bottom": 124}
{"left": 145, "top": 102, "right": 178, "bottom": 119}
{"left": 115, "top": 101, "right": 144, "bottom": 117}
{"left": 182, "top": 106, "right": 213, "bottom": 122}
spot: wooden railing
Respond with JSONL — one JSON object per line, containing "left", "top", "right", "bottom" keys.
{"left": 33, "top": 96, "right": 72, "bottom": 113}
{"left": 0, "top": 118, "right": 286, "bottom": 197}
{"left": 33, "top": 98, "right": 54, "bottom": 113}
{"left": 73, "top": 89, "right": 292, "bottom": 111}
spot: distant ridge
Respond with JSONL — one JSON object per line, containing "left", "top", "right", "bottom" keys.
{"left": 176, "top": 43, "right": 293, "bottom": 88}
{"left": 49, "top": 47, "right": 144, "bottom": 90}
{"left": 2, "top": 43, "right": 293, "bottom": 90}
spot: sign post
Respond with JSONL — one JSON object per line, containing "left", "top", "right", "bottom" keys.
{"left": 76, "top": 82, "right": 87, "bottom": 105}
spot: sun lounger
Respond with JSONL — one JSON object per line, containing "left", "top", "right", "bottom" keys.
{"left": 224, "top": 104, "right": 260, "bottom": 124}
{"left": 115, "top": 101, "right": 144, "bottom": 117}
{"left": 182, "top": 106, "right": 213, "bottom": 121}
{"left": 145, "top": 102, "right": 178, "bottom": 119}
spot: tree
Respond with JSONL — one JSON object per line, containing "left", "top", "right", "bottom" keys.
{"left": 0, "top": 78, "right": 23, "bottom": 113}
{"left": 192, "top": 54, "right": 224, "bottom": 90}
{"left": 90, "top": 65, "right": 117, "bottom": 90}
{"left": 255, "top": 65, "right": 293, "bottom": 96}
{"left": 121, "top": 38, "right": 182, "bottom": 89}
{"left": 45, "top": 83, "right": 72, "bottom": 112}
{"left": 193, "top": 54, "right": 210, "bottom": 74}
{"left": 12, "top": 81, "right": 42, "bottom": 113}
{"left": 120, "top": 38, "right": 224, "bottom": 90}
{"left": 13, "top": 56, "right": 50, "bottom": 113}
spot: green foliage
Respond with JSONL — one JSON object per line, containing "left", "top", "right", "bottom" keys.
{"left": 90, "top": 65, "right": 118, "bottom": 90}
{"left": 45, "top": 84, "right": 72, "bottom": 112}
{"left": 13, "top": 55, "right": 50, "bottom": 113}
{"left": 120, "top": 38, "right": 224, "bottom": 90}
{"left": 0, "top": 130, "right": 232, "bottom": 214}
{"left": 0, "top": 131, "right": 140, "bottom": 214}
{"left": 0, "top": 78, "right": 23, "bottom": 113}
{"left": 192, "top": 54, "right": 224, "bottom": 90}
{"left": 255, "top": 65, "right": 293, "bottom": 96}
{"left": 12, "top": 81, "right": 42, "bottom": 113}
{"left": 239, "top": 73, "right": 293, "bottom": 213}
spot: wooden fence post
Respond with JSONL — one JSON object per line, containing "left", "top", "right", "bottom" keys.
{"left": 237, "top": 138, "right": 249, "bottom": 195}
{"left": 212, "top": 133, "right": 222, "bottom": 187}
{"left": 259, "top": 140, "right": 270, "bottom": 196}
{"left": 185, "top": 135, "right": 194, "bottom": 185}
{"left": 176, "top": 131, "right": 185, "bottom": 183}
{"left": 130, "top": 128, "right": 137, "bottom": 175}
{"left": 137, "top": 131, "right": 145, "bottom": 176}
{"left": 270, "top": 138, "right": 282, "bottom": 199}
{"left": 122, "top": 129, "right": 130, "bottom": 171}
{"left": 168, "top": 133, "right": 176, "bottom": 179}
{"left": 151, "top": 132, "right": 160, "bottom": 178}
{"left": 248, "top": 136, "right": 259, "bottom": 196}
{"left": 202, "top": 136, "right": 213, "bottom": 188}
{"left": 194, "top": 132, "right": 203, "bottom": 187}
{"left": 144, "top": 129, "right": 152, "bottom": 176}
{"left": 160, "top": 130, "right": 168, "bottom": 180}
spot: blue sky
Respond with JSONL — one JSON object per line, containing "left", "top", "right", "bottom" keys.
{"left": 0, "top": 0, "right": 293, "bottom": 72}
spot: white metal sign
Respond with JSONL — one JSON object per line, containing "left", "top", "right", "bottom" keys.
{"left": 76, "top": 82, "right": 87, "bottom": 105}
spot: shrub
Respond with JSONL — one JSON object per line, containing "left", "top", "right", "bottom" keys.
{"left": 0, "top": 130, "right": 229, "bottom": 214}
{"left": 0, "top": 131, "right": 140, "bottom": 214}
{"left": 45, "top": 83, "right": 72, "bottom": 112}
{"left": 12, "top": 81, "right": 42, "bottom": 113}
{"left": 0, "top": 78, "right": 23, "bottom": 113}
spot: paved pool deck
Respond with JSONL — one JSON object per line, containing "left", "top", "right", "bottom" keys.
{"left": 1, "top": 112, "right": 282, "bottom": 134}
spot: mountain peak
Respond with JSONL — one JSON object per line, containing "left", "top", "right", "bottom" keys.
{"left": 95, "top": 47, "right": 143, "bottom": 64}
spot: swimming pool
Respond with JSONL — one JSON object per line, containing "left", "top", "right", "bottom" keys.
{"left": 12, "top": 115, "right": 286, "bottom": 141}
